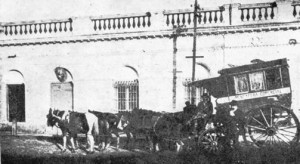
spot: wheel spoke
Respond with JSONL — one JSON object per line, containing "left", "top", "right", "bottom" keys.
{"left": 251, "top": 116, "right": 266, "bottom": 127}
{"left": 263, "top": 135, "right": 270, "bottom": 144}
{"left": 274, "top": 134, "right": 290, "bottom": 146}
{"left": 277, "top": 132, "right": 293, "bottom": 142}
{"left": 212, "top": 134, "right": 216, "bottom": 141}
{"left": 248, "top": 125, "right": 266, "bottom": 131}
{"left": 253, "top": 133, "right": 266, "bottom": 141}
{"left": 204, "top": 136, "right": 211, "bottom": 141}
{"left": 270, "top": 107, "right": 273, "bottom": 127}
{"left": 260, "top": 109, "right": 270, "bottom": 127}
{"left": 276, "top": 131, "right": 296, "bottom": 138}
{"left": 278, "top": 129, "right": 297, "bottom": 135}
{"left": 272, "top": 135, "right": 280, "bottom": 144}
{"left": 278, "top": 126, "right": 297, "bottom": 130}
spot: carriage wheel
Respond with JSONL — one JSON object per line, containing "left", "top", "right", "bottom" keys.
{"left": 199, "top": 128, "right": 225, "bottom": 154}
{"left": 246, "top": 105, "right": 300, "bottom": 147}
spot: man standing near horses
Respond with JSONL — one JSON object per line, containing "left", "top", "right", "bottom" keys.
{"left": 221, "top": 100, "right": 246, "bottom": 163}
{"left": 227, "top": 100, "right": 245, "bottom": 147}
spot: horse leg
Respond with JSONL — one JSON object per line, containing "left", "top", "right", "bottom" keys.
{"left": 105, "top": 133, "right": 112, "bottom": 149}
{"left": 130, "top": 132, "right": 136, "bottom": 149}
{"left": 62, "top": 135, "right": 67, "bottom": 152}
{"left": 151, "top": 135, "right": 159, "bottom": 152}
{"left": 116, "top": 133, "right": 120, "bottom": 149}
{"left": 74, "top": 134, "right": 79, "bottom": 150}
{"left": 87, "top": 134, "right": 95, "bottom": 153}
{"left": 70, "top": 137, "right": 76, "bottom": 153}
{"left": 125, "top": 132, "right": 131, "bottom": 149}
{"left": 85, "top": 114, "right": 97, "bottom": 154}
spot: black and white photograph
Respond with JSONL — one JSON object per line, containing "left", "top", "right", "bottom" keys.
{"left": 1, "top": 0, "right": 300, "bottom": 163}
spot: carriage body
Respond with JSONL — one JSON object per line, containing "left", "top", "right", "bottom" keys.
{"left": 190, "top": 58, "right": 300, "bottom": 148}
{"left": 190, "top": 58, "right": 291, "bottom": 113}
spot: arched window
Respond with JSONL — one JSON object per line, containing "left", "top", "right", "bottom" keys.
{"left": 114, "top": 66, "right": 139, "bottom": 112}
{"left": 4, "top": 70, "right": 25, "bottom": 122}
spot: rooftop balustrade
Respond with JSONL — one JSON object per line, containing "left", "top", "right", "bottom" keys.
{"left": 0, "top": 1, "right": 300, "bottom": 46}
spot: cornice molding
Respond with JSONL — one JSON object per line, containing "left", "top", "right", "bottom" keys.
{"left": 1, "top": 21, "right": 300, "bottom": 47}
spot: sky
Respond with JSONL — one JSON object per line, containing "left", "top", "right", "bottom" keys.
{"left": 0, "top": 0, "right": 273, "bottom": 22}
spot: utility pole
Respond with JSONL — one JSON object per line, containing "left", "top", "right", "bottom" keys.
{"left": 186, "top": 0, "right": 203, "bottom": 105}
{"left": 172, "top": 26, "right": 186, "bottom": 111}
{"left": 192, "top": 0, "right": 198, "bottom": 105}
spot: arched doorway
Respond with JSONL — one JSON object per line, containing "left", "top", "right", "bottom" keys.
{"left": 4, "top": 70, "right": 25, "bottom": 122}
{"left": 50, "top": 67, "right": 73, "bottom": 110}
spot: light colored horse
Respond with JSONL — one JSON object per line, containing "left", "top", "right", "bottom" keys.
{"left": 47, "top": 108, "right": 99, "bottom": 153}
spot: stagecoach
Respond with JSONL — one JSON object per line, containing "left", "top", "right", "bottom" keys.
{"left": 189, "top": 58, "right": 300, "bottom": 152}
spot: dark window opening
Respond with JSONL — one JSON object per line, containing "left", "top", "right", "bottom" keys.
{"left": 8, "top": 84, "right": 25, "bottom": 122}
{"left": 265, "top": 69, "right": 282, "bottom": 90}
{"left": 281, "top": 67, "right": 290, "bottom": 87}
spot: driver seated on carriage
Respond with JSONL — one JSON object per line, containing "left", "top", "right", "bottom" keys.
{"left": 190, "top": 93, "right": 214, "bottom": 135}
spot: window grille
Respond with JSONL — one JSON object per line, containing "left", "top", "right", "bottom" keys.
{"left": 114, "top": 79, "right": 139, "bottom": 112}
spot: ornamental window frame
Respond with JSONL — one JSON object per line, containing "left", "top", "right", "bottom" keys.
{"left": 114, "top": 79, "right": 139, "bottom": 112}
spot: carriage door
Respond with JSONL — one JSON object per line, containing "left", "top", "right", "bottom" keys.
{"left": 51, "top": 82, "right": 73, "bottom": 110}
{"left": 7, "top": 84, "right": 25, "bottom": 122}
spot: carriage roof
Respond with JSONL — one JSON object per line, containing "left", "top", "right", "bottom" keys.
{"left": 218, "top": 58, "right": 288, "bottom": 76}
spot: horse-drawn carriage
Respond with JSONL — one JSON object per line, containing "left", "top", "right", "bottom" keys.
{"left": 47, "top": 58, "right": 300, "bottom": 154}
{"left": 189, "top": 58, "right": 300, "bottom": 153}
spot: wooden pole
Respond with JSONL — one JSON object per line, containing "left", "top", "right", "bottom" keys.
{"left": 191, "top": 0, "right": 198, "bottom": 105}
{"left": 172, "top": 28, "right": 178, "bottom": 111}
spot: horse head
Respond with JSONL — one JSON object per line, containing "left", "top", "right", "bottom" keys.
{"left": 47, "top": 108, "right": 64, "bottom": 127}
{"left": 117, "top": 114, "right": 130, "bottom": 130}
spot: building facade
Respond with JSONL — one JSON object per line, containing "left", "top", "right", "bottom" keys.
{"left": 1, "top": 0, "right": 300, "bottom": 134}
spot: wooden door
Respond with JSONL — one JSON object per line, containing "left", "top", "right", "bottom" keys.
{"left": 7, "top": 84, "right": 25, "bottom": 122}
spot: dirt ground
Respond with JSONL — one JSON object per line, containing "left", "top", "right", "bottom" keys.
{"left": 0, "top": 134, "right": 180, "bottom": 164}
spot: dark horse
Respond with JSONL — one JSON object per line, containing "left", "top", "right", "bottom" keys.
{"left": 151, "top": 111, "right": 190, "bottom": 152}
{"left": 151, "top": 107, "right": 210, "bottom": 152}
{"left": 47, "top": 108, "right": 100, "bottom": 153}
{"left": 89, "top": 108, "right": 161, "bottom": 150}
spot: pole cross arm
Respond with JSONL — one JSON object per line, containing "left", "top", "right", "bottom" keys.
{"left": 186, "top": 56, "right": 204, "bottom": 58}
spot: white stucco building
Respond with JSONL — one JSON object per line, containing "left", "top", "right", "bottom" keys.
{"left": 1, "top": 0, "right": 300, "bottom": 134}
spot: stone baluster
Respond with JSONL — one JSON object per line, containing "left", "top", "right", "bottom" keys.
{"left": 239, "top": 2, "right": 277, "bottom": 22}
{"left": 3, "top": 18, "right": 73, "bottom": 36}
{"left": 292, "top": 2, "right": 300, "bottom": 17}
{"left": 91, "top": 12, "right": 151, "bottom": 31}
{"left": 164, "top": 7, "right": 224, "bottom": 26}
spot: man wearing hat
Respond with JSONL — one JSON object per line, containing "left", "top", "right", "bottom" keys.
{"left": 227, "top": 100, "right": 246, "bottom": 147}
{"left": 192, "top": 93, "right": 214, "bottom": 134}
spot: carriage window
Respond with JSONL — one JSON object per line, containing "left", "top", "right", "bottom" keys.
{"left": 265, "top": 69, "right": 282, "bottom": 89}
{"left": 249, "top": 72, "right": 265, "bottom": 91}
{"left": 281, "top": 67, "right": 290, "bottom": 87}
{"left": 114, "top": 80, "right": 139, "bottom": 112}
{"left": 183, "top": 79, "right": 201, "bottom": 104}
{"left": 234, "top": 74, "right": 249, "bottom": 94}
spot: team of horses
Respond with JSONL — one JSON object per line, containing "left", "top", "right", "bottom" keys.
{"left": 46, "top": 106, "right": 237, "bottom": 154}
